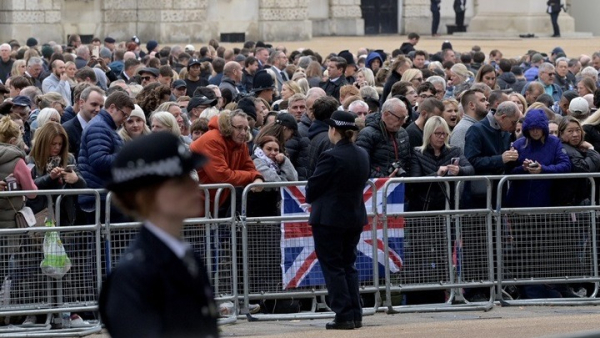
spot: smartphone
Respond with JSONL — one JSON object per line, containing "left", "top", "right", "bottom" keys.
{"left": 450, "top": 157, "right": 460, "bottom": 166}
{"left": 64, "top": 164, "right": 76, "bottom": 173}
{"left": 92, "top": 46, "right": 100, "bottom": 58}
{"left": 528, "top": 162, "right": 540, "bottom": 168}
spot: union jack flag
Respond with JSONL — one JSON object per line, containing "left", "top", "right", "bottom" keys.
{"left": 280, "top": 178, "right": 405, "bottom": 289}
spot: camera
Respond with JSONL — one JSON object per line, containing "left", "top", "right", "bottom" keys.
{"left": 388, "top": 162, "right": 407, "bottom": 177}
{"left": 4, "top": 176, "right": 18, "bottom": 191}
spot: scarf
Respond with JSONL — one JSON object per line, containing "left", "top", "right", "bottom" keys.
{"left": 253, "top": 147, "right": 280, "bottom": 174}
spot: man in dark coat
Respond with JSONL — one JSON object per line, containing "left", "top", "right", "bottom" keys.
{"left": 430, "top": 0, "right": 441, "bottom": 36}
{"left": 319, "top": 57, "right": 347, "bottom": 102}
{"left": 307, "top": 96, "right": 339, "bottom": 176}
{"left": 356, "top": 98, "right": 411, "bottom": 178}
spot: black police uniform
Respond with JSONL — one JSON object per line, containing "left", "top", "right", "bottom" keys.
{"left": 305, "top": 136, "right": 370, "bottom": 328}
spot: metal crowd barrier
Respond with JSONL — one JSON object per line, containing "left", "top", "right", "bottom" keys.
{"left": 381, "top": 176, "right": 495, "bottom": 314}
{"left": 104, "top": 183, "right": 239, "bottom": 325}
{"left": 0, "top": 188, "right": 103, "bottom": 337}
{"left": 495, "top": 173, "right": 600, "bottom": 306}
{"left": 239, "top": 180, "right": 379, "bottom": 321}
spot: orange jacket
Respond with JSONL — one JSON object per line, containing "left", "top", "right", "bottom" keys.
{"left": 190, "top": 115, "right": 262, "bottom": 213}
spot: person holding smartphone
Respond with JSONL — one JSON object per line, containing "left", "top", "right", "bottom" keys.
{"left": 26, "top": 122, "right": 86, "bottom": 227}
{"left": 409, "top": 116, "right": 474, "bottom": 212}
{"left": 505, "top": 109, "right": 570, "bottom": 208}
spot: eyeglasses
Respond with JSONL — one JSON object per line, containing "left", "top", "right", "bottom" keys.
{"left": 140, "top": 76, "right": 153, "bottom": 81}
{"left": 386, "top": 110, "right": 408, "bottom": 122}
{"left": 419, "top": 94, "right": 433, "bottom": 99}
{"left": 232, "top": 124, "right": 249, "bottom": 133}
{"left": 544, "top": 72, "right": 556, "bottom": 77}
{"left": 433, "top": 131, "right": 448, "bottom": 138}
{"left": 118, "top": 108, "right": 130, "bottom": 119}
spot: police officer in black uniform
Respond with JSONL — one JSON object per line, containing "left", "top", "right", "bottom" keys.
{"left": 305, "top": 110, "right": 370, "bottom": 330}
{"left": 99, "top": 132, "right": 218, "bottom": 338}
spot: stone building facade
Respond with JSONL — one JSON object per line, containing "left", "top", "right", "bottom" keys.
{"left": 0, "top": 0, "right": 579, "bottom": 44}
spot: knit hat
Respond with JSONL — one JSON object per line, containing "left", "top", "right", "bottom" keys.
{"left": 26, "top": 37, "right": 38, "bottom": 48}
{"left": 41, "top": 45, "right": 54, "bottom": 59}
{"left": 128, "top": 104, "right": 147, "bottom": 123}
{"left": 237, "top": 97, "right": 257, "bottom": 121}
{"left": 146, "top": 40, "right": 158, "bottom": 52}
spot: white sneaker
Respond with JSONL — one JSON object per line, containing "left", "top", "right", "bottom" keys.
{"left": 219, "top": 302, "right": 234, "bottom": 317}
{"left": 22, "top": 315, "right": 36, "bottom": 326}
{"left": 248, "top": 304, "right": 261, "bottom": 314}
{"left": 70, "top": 314, "right": 89, "bottom": 327}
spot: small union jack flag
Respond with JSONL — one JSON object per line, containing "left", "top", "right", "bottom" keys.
{"left": 280, "top": 179, "right": 405, "bottom": 289}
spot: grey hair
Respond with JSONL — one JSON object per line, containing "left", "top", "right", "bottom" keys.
{"left": 555, "top": 57, "right": 569, "bottom": 66}
{"left": 381, "top": 97, "right": 406, "bottom": 113}
{"left": 360, "top": 86, "right": 379, "bottom": 101}
{"left": 27, "top": 56, "right": 43, "bottom": 67}
{"left": 427, "top": 75, "right": 447, "bottom": 91}
{"left": 348, "top": 100, "right": 369, "bottom": 112}
{"left": 581, "top": 66, "right": 598, "bottom": 79}
{"left": 150, "top": 111, "right": 180, "bottom": 136}
{"left": 538, "top": 62, "right": 555, "bottom": 73}
{"left": 76, "top": 45, "right": 89, "bottom": 57}
{"left": 298, "top": 56, "right": 314, "bottom": 69}
{"left": 495, "top": 101, "right": 519, "bottom": 117}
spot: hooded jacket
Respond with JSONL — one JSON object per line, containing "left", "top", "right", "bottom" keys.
{"left": 355, "top": 112, "right": 411, "bottom": 178}
{"left": 496, "top": 72, "right": 516, "bottom": 90}
{"left": 506, "top": 109, "right": 571, "bottom": 207}
{"left": 307, "top": 120, "right": 332, "bottom": 176}
{"left": 365, "top": 52, "right": 384, "bottom": 71}
{"left": 190, "top": 114, "right": 262, "bottom": 208}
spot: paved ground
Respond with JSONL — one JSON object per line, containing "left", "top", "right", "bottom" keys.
{"left": 217, "top": 34, "right": 600, "bottom": 61}
{"left": 219, "top": 305, "right": 600, "bottom": 338}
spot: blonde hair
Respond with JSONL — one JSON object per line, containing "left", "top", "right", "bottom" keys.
{"left": 283, "top": 81, "right": 302, "bottom": 95}
{"left": 10, "top": 60, "right": 25, "bottom": 77}
{"left": 509, "top": 93, "right": 528, "bottom": 113}
{"left": 36, "top": 92, "right": 67, "bottom": 110}
{"left": 418, "top": 116, "right": 451, "bottom": 153}
{"left": 401, "top": 69, "right": 423, "bottom": 83}
{"left": 356, "top": 67, "right": 375, "bottom": 86}
{"left": 450, "top": 63, "right": 474, "bottom": 82}
{"left": 150, "top": 111, "right": 180, "bottom": 136}
{"left": 0, "top": 116, "right": 20, "bottom": 143}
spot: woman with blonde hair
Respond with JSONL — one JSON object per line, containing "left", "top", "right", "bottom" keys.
{"left": 0, "top": 116, "right": 37, "bottom": 228}
{"left": 65, "top": 61, "right": 77, "bottom": 87}
{"left": 150, "top": 111, "right": 180, "bottom": 136}
{"left": 509, "top": 93, "right": 528, "bottom": 114}
{"left": 442, "top": 99, "right": 460, "bottom": 131}
{"left": 401, "top": 68, "right": 424, "bottom": 90}
{"left": 449, "top": 63, "right": 474, "bottom": 98}
{"left": 355, "top": 67, "right": 376, "bottom": 88}
{"left": 119, "top": 104, "right": 151, "bottom": 142}
{"left": 10, "top": 59, "right": 26, "bottom": 78}
{"left": 296, "top": 78, "right": 309, "bottom": 95}
{"left": 155, "top": 101, "right": 185, "bottom": 135}
{"left": 280, "top": 80, "right": 302, "bottom": 101}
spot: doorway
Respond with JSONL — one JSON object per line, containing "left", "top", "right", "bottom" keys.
{"left": 361, "top": 0, "right": 398, "bottom": 35}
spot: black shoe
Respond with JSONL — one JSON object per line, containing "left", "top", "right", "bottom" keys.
{"left": 354, "top": 320, "right": 363, "bottom": 328}
{"left": 552, "top": 34, "right": 561, "bottom": 37}
{"left": 326, "top": 320, "right": 355, "bottom": 330}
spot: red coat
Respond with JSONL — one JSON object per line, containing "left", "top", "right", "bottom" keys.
{"left": 190, "top": 115, "right": 261, "bottom": 211}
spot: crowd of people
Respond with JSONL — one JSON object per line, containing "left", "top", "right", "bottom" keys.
{"left": 0, "top": 32, "right": 599, "bottom": 328}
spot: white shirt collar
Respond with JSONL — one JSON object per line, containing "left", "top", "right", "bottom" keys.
{"left": 77, "top": 113, "right": 89, "bottom": 130}
{"left": 143, "top": 221, "right": 190, "bottom": 259}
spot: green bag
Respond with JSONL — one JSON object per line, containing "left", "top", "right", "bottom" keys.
{"left": 40, "top": 219, "right": 71, "bottom": 279}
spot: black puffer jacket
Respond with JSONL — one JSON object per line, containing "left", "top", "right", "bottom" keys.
{"left": 285, "top": 134, "right": 310, "bottom": 181}
{"left": 356, "top": 112, "right": 411, "bottom": 178}
{"left": 298, "top": 113, "right": 311, "bottom": 138}
{"left": 496, "top": 72, "right": 516, "bottom": 90}
{"left": 408, "top": 145, "right": 474, "bottom": 211}
{"left": 552, "top": 142, "right": 600, "bottom": 206}
{"left": 307, "top": 120, "right": 332, "bottom": 177}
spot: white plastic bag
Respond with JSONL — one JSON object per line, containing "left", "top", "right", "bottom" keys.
{"left": 40, "top": 221, "right": 71, "bottom": 279}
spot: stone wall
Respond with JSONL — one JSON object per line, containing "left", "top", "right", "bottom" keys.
{"left": 402, "top": 0, "right": 475, "bottom": 35}
{"left": 258, "top": 0, "right": 312, "bottom": 41}
{"left": 0, "top": 0, "right": 63, "bottom": 44}
{"left": 312, "top": 0, "right": 364, "bottom": 36}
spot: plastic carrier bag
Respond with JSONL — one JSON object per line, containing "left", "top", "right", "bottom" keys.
{"left": 40, "top": 219, "right": 71, "bottom": 279}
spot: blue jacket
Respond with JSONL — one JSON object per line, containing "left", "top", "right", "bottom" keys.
{"left": 506, "top": 109, "right": 570, "bottom": 207}
{"left": 365, "top": 52, "right": 383, "bottom": 71}
{"left": 78, "top": 109, "right": 123, "bottom": 210}
{"left": 464, "top": 113, "right": 512, "bottom": 175}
